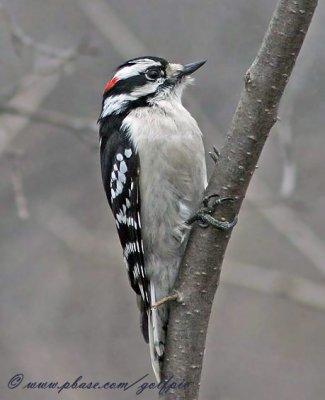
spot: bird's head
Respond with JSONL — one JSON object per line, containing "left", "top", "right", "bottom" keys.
{"left": 99, "top": 56, "right": 206, "bottom": 121}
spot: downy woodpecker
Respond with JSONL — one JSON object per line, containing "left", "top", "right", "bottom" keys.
{"left": 98, "top": 56, "right": 207, "bottom": 381}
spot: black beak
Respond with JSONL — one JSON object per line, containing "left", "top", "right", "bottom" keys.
{"left": 179, "top": 60, "right": 206, "bottom": 77}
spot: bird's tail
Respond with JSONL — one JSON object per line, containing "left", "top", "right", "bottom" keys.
{"left": 139, "top": 282, "right": 167, "bottom": 382}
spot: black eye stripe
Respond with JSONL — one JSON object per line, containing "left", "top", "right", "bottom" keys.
{"left": 103, "top": 75, "right": 148, "bottom": 97}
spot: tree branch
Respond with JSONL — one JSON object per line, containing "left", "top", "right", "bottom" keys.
{"left": 162, "top": 0, "right": 318, "bottom": 398}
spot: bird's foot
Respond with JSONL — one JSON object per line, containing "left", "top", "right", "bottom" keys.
{"left": 151, "top": 291, "right": 180, "bottom": 309}
{"left": 209, "top": 145, "right": 220, "bottom": 163}
{"left": 186, "top": 193, "right": 238, "bottom": 231}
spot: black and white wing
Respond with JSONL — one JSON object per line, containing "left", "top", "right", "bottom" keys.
{"left": 100, "top": 128, "right": 150, "bottom": 309}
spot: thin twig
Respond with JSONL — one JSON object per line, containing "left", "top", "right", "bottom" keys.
{"left": 5, "top": 148, "right": 29, "bottom": 219}
{"left": 151, "top": 293, "right": 180, "bottom": 309}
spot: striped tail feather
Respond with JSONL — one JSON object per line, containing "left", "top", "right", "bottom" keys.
{"left": 138, "top": 283, "right": 168, "bottom": 382}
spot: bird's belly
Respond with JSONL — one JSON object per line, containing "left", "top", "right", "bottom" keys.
{"left": 139, "top": 138, "right": 203, "bottom": 283}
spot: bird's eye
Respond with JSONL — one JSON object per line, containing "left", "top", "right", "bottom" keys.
{"left": 145, "top": 68, "right": 161, "bottom": 81}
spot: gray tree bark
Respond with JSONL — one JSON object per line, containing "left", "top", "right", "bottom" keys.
{"left": 161, "top": 0, "right": 318, "bottom": 399}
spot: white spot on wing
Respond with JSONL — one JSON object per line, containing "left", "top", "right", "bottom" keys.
{"left": 118, "top": 171, "right": 126, "bottom": 184}
{"left": 115, "top": 180, "right": 123, "bottom": 196}
{"left": 111, "top": 171, "right": 117, "bottom": 181}
{"left": 119, "top": 161, "right": 128, "bottom": 174}
{"left": 124, "top": 149, "right": 132, "bottom": 158}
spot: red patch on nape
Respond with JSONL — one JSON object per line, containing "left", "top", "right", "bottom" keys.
{"left": 104, "top": 76, "right": 118, "bottom": 92}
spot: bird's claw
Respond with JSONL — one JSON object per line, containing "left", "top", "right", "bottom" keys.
{"left": 187, "top": 193, "right": 238, "bottom": 231}
{"left": 202, "top": 193, "right": 234, "bottom": 208}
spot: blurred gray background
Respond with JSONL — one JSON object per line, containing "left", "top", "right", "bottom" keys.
{"left": 1, "top": 0, "right": 325, "bottom": 399}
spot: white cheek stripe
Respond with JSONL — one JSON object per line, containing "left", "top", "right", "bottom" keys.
{"left": 130, "top": 80, "right": 163, "bottom": 97}
{"left": 101, "top": 94, "right": 136, "bottom": 117}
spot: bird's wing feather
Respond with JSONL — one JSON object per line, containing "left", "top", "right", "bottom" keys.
{"left": 100, "top": 129, "right": 150, "bottom": 308}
